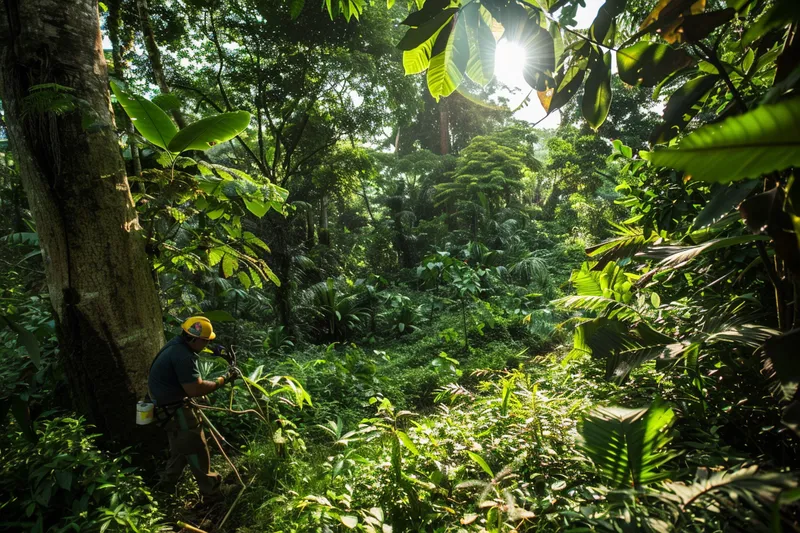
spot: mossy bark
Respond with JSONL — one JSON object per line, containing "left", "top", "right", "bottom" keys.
{"left": 0, "top": 0, "right": 164, "bottom": 442}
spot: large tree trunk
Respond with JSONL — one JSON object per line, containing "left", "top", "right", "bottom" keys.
{"left": 135, "top": 0, "right": 187, "bottom": 128}
{"left": 0, "top": 0, "right": 164, "bottom": 441}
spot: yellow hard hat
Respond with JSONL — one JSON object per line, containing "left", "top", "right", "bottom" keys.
{"left": 181, "top": 316, "right": 216, "bottom": 340}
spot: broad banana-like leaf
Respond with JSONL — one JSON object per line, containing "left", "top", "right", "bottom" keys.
{"left": 110, "top": 81, "right": 177, "bottom": 150}
{"left": 167, "top": 111, "right": 251, "bottom": 153}
{"left": 464, "top": 4, "right": 495, "bottom": 86}
{"left": 648, "top": 98, "right": 800, "bottom": 183}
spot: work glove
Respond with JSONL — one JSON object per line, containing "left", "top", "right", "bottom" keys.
{"left": 223, "top": 366, "right": 242, "bottom": 385}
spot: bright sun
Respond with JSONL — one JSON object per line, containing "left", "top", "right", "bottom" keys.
{"left": 493, "top": 39, "right": 528, "bottom": 89}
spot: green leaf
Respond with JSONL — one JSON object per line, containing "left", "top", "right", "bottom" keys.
{"left": 340, "top": 515, "right": 359, "bottom": 529}
{"left": 650, "top": 74, "right": 719, "bottom": 144}
{"left": 590, "top": 0, "right": 627, "bottom": 45}
{"left": 581, "top": 398, "right": 676, "bottom": 489}
{"left": 693, "top": 181, "right": 757, "bottom": 228}
{"left": 0, "top": 314, "right": 41, "bottom": 368}
{"left": 110, "top": 81, "right": 177, "bottom": 150}
{"left": 466, "top": 451, "right": 494, "bottom": 477}
{"left": 617, "top": 42, "right": 693, "bottom": 87}
{"left": 244, "top": 198, "right": 269, "bottom": 218}
{"left": 396, "top": 430, "right": 420, "bottom": 455}
{"left": 151, "top": 93, "right": 182, "bottom": 112}
{"left": 427, "top": 52, "right": 456, "bottom": 101}
{"left": 397, "top": 8, "right": 455, "bottom": 51}
{"left": 202, "top": 310, "right": 235, "bottom": 322}
{"left": 167, "top": 111, "right": 252, "bottom": 154}
{"left": 464, "top": 4, "right": 496, "bottom": 86}
{"left": 666, "top": 465, "right": 796, "bottom": 508}
{"left": 402, "top": 25, "right": 444, "bottom": 75}
{"left": 743, "top": 0, "right": 800, "bottom": 46}
{"left": 289, "top": 0, "right": 304, "bottom": 19}
{"left": 401, "top": 0, "right": 450, "bottom": 26}
{"left": 427, "top": 13, "right": 467, "bottom": 101}
{"left": 582, "top": 51, "right": 612, "bottom": 130}
{"left": 764, "top": 329, "right": 800, "bottom": 402}
{"left": 648, "top": 98, "right": 800, "bottom": 183}
{"left": 222, "top": 253, "right": 238, "bottom": 278}
{"left": 237, "top": 271, "right": 252, "bottom": 290}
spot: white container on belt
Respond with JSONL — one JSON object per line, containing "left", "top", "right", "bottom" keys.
{"left": 136, "top": 401, "right": 154, "bottom": 425}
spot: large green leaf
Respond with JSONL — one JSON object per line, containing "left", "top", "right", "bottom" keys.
{"left": 0, "top": 314, "right": 41, "bottom": 368}
{"left": 403, "top": 26, "right": 444, "bottom": 74}
{"left": 427, "top": 15, "right": 467, "bottom": 101}
{"left": 167, "top": 111, "right": 252, "bottom": 154}
{"left": 743, "top": 0, "right": 800, "bottom": 46}
{"left": 464, "top": 4, "right": 495, "bottom": 86}
{"left": 617, "top": 41, "right": 693, "bottom": 87}
{"left": 650, "top": 74, "right": 719, "bottom": 144}
{"left": 666, "top": 466, "right": 796, "bottom": 510}
{"left": 110, "top": 81, "right": 177, "bottom": 150}
{"left": 589, "top": 0, "right": 627, "bottom": 45}
{"left": 401, "top": 0, "right": 450, "bottom": 26}
{"left": 397, "top": 8, "right": 456, "bottom": 51}
{"left": 693, "top": 181, "right": 757, "bottom": 228}
{"left": 582, "top": 50, "right": 612, "bottom": 130}
{"left": 648, "top": 98, "right": 800, "bottom": 183}
{"left": 581, "top": 398, "right": 676, "bottom": 489}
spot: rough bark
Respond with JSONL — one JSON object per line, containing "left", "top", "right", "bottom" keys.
{"left": 0, "top": 0, "right": 164, "bottom": 441}
{"left": 135, "top": 0, "right": 187, "bottom": 129}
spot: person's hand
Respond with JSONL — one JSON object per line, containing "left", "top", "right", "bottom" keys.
{"left": 223, "top": 366, "right": 242, "bottom": 385}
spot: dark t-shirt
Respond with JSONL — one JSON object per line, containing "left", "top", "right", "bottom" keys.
{"left": 148, "top": 336, "right": 200, "bottom": 406}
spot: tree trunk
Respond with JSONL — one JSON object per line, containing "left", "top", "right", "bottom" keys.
{"left": 0, "top": 0, "right": 164, "bottom": 442}
{"left": 108, "top": 0, "right": 141, "bottom": 177}
{"left": 305, "top": 207, "right": 315, "bottom": 248}
{"left": 544, "top": 180, "right": 563, "bottom": 216}
{"left": 135, "top": 0, "right": 187, "bottom": 129}
{"left": 319, "top": 195, "right": 330, "bottom": 246}
{"left": 439, "top": 99, "right": 449, "bottom": 156}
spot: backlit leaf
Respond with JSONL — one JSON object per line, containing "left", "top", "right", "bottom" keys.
{"left": 397, "top": 9, "right": 455, "bottom": 50}
{"left": 648, "top": 98, "right": 800, "bottom": 182}
{"left": 582, "top": 50, "right": 612, "bottom": 130}
{"left": 110, "top": 81, "right": 177, "bottom": 150}
{"left": 650, "top": 74, "right": 718, "bottom": 144}
{"left": 617, "top": 42, "right": 693, "bottom": 87}
{"left": 167, "top": 111, "right": 251, "bottom": 153}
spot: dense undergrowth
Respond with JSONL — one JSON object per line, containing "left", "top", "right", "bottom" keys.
{"left": 3, "top": 0, "right": 800, "bottom": 530}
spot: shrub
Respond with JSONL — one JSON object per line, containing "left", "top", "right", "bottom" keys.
{"left": 0, "top": 416, "right": 161, "bottom": 533}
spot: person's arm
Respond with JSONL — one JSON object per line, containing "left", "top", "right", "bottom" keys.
{"left": 182, "top": 375, "right": 226, "bottom": 397}
{"left": 176, "top": 352, "right": 225, "bottom": 398}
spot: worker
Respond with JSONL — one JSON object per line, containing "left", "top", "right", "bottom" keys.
{"left": 148, "top": 316, "right": 240, "bottom": 502}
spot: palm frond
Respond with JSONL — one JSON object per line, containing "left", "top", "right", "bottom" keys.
{"left": 571, "top": 318, "right": 677, "bottom": 383}
{"left": 552, "top": 295, "right": 641, "bottom": 322}
{"left": 665, "top": 465, "right": 796, "bottom": 510}
{"left": 586, "top": 224, "right": 655, "bottom": 270}
{"left": 580, "top": 398, "right": 677, "bottom": 489}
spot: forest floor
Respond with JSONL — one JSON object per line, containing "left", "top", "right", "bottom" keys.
{"left": 160, "top": 302, "right": 666, "bottom": 533}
